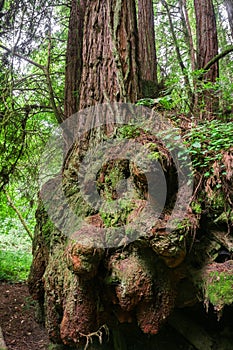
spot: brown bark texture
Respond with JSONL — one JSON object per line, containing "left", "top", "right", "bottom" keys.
{"left": 194, "top": 0, "right": 219, "bottom": 82}
{"left": 79, "top": 0, "right": 139, "bottom": 109}
{"left": 194, "top": 0, "right": 219, "bottom": 117}
{"left": 138, "top": 0, "right": 158, "bottom": 97}
{"left": 64, "top": 0, "right": 86, "bottom": 118}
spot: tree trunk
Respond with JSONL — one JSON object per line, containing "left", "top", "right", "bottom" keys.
{"left": 28, "top": 1, "right": 233, "bottom": 348}
{"left": 64, "top": 0, "right": 86, "bottom": 118}
{"left": 29, "top": 1, "right": 142, "bottom": 348}
{"left": 179, "top": 0, "right": 196, "bottom": 72}
{"left": 29, "top": 0, "right": 187, "bottom": 346}
{"left": 138, "top": 0, "right": 158, "bottom": 97}
{"left": 194, "top": 0, "right": 219, "bottom": 82}
{"left": 224, "top": 0, "right": 233, "bottom": 39}
{"left": 194, "top": 0, "right": 219, "bottom": 118}
{"left": 79, "top": 0, "right": 139, "bottom": 109}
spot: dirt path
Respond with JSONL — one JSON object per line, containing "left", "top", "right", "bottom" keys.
{"left": 0, "top": 282, "right": 49, "bottom": 350}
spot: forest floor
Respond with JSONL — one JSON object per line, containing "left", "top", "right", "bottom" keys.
{"left": 0, "top": 282, "right": 195, "bottom": 350}
{"left": 0, "top": 282, "right": 49, "bottom": 350}
{"left": 1, "top": 281, "right": 233, "bottom": 350}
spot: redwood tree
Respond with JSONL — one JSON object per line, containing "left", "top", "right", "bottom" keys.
{"left": 28, "top": 1, "right": 141, "bottom": 348}
{"left": 224, "top": 0, "right": 233, "bottom": 39}
{"left": 29, "top": 0, "right": 188, "bottom": 348}
{"left": 64, "top": 0, "right": 86, "bottom": 118}
{"left": 194, "top": 0, "right": 219, "bottom": 117}
{"left": 79, "top": 0, "right": 139, "bottom": 109}
{"left": 138, "top": 0, "right": 158, "bottom": 97}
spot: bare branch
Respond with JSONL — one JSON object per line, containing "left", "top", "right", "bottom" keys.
{"left": 4, "top": 189, "right": 34, "bottom": 241}
{"left": 0, "top": 43, "right": 65, "bottom": 124}
{"left": 0, "top": 44, "right": 44, "bottom": 70}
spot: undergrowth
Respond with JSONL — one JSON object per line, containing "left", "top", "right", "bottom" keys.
{"left": 184, "top": 119, "right": 233, "bottom": 175}
{"left": 0, "top": 217, "right": 33, "bottom": 282}
{"left": 0, "top": 250, "right": 32, "bottom": 282}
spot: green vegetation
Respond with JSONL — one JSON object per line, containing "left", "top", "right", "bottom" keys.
{"left": 0, "top": 192, "right": 35, "bottom": 282}
{"left": 136, "top": 95, "right": 173, "bottom": 110}
{"left": 0, "top": 218, "right": 33, "bottom": 282}
{"left": 184, "top": 120, "right": 233, "bottom": 174}
{"left": 204, "top": 270, "right": 233, "bottom": 312}
{"left": 0, "top": 250, "right": 32, "bottom": 282}
{"left": 117, "top": 125, "right": 141, "bottom": 139}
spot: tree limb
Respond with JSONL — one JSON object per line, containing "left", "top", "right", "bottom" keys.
{"left": 0, "top": 43, "right": 64, "bottom": 124}
{"left": 4, "top": 189, "right": 34, "bottom": 241}
{"left": 0, "top": 44, "right": 44, "bottom": 70}
{"left": 199, "top": 46, "right": 233, "bottom": 80}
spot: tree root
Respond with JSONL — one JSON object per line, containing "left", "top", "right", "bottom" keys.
{"left": 80, "top": 324, "right": 109, "bottom": 350}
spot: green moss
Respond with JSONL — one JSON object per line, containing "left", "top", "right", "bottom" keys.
{"left": 205, "top": 271, "right": 233, "bottom": 309}
{"left": 42, "top": 218, "right": 55, "bottom": 246}
{"left": 100, "top": 198, "right": 135, "bottom": 228}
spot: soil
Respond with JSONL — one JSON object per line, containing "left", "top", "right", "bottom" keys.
{"left": 0, "top": 282, "right": 194, "bottom": 350}
{"left": 2, "top": 281, "right": 232, "bottom": 350}
{"left": 0, "top": 282, "right": 50, "bottom": 350}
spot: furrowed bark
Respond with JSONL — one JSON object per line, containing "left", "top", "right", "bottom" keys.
{"left": 138, "top": 0, "right": 158, "bottom": 98}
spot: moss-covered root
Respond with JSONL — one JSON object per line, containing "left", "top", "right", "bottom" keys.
{"left": 200, "top": 260, "right": 233, "bottom": 316}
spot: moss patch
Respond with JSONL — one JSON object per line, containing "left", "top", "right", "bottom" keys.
{"left": 205, "top": 271, "right": 233, "bottom": 310}
{"left": 201, "top": 261, "right": 233, "bottom": 313}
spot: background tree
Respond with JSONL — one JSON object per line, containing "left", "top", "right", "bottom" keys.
{"left": 64, "top": 0, "right": 86, "bottom": 118}
{"left": 224, "top": 0, "right": 233, "bottom": 39}
{"left": 194, "top": 0, "right": 219, "bottom": 82}
{"left": 161, "top": 0, "right": 194, "bottom": 109}
{"left": 138, "top": 0, "right": 158, "bottom": 97}
{"left": 194, "top": 0, "right": 219, "bottom": 117}
{"left": 0, "top": 0, "right": 68, "bottom": 279}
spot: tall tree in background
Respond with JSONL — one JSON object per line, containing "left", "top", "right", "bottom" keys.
{"left": 224, "top": 0, "right": 233, "bottom": 40}
{"left": 179, "top": 0, "right": 196, "bottom": 73}
{"left": 64, "top": 0, "right": 86, "bottom": 118}
{"left": 194, "top": 0, "right": 219, "bottom": 117}
{"left": 138, "top": 0, "right": 158, "bottom": 97}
